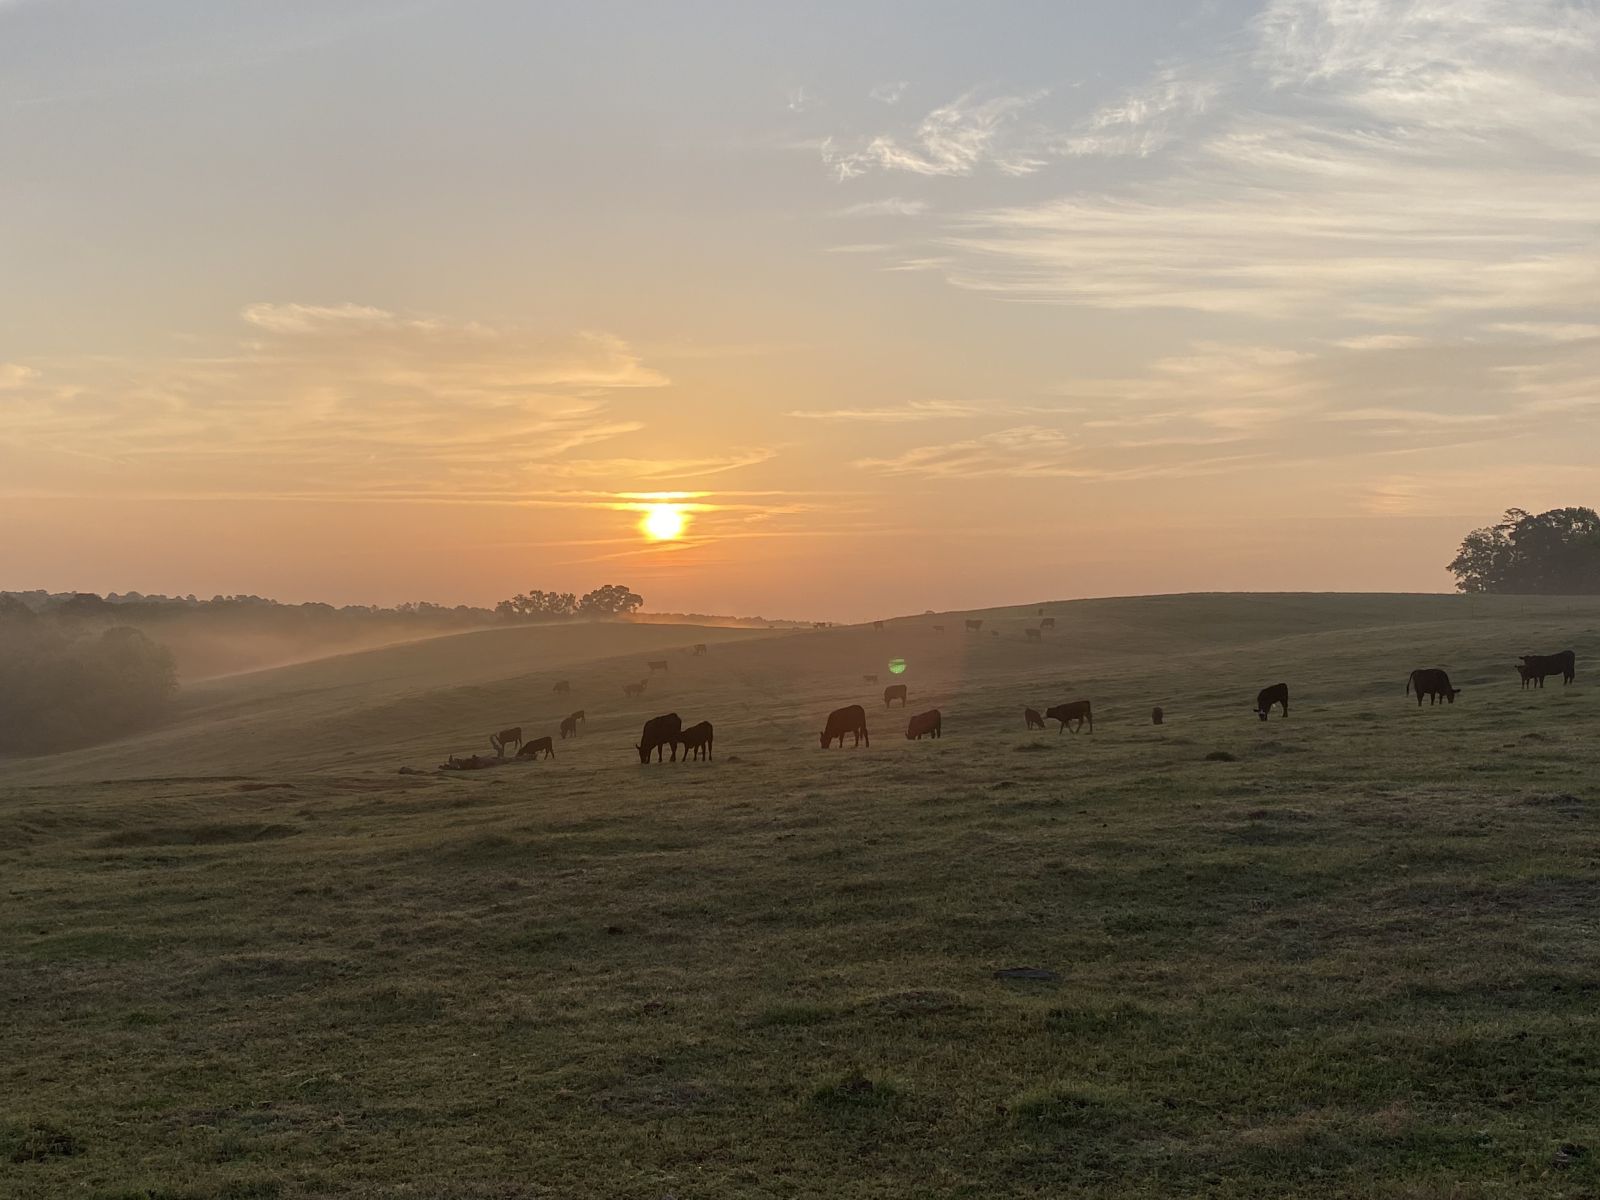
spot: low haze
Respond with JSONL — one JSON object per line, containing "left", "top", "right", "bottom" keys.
{"left": 4, "top": 1, "right": 1596, "bottom": 618}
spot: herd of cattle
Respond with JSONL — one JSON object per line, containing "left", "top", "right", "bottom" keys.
{"left": 441, "top": 633, "right": 1579, "bottom": 769}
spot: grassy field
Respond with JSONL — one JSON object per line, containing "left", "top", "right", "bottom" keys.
{"left": 3, "top": 592, "right": 1599, "bottom": 1198}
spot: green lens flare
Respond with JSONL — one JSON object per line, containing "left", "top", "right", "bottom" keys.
{"left": 888, "top": 658, "right": 907, "bottom": 675}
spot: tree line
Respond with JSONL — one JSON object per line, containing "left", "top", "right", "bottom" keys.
{"left": 1448, "top": 507, "right": 1600, "bottom": 594}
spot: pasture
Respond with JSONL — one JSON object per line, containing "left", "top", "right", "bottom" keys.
{"left": 3, "top": 593, "right": 1599, "bottom": 1198}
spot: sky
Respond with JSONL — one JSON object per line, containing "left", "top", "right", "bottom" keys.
{"left": 2, "top": 0, "right": 1596, "bottom": 620}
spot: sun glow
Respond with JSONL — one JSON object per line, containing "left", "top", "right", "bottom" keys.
{"left": 641, "top": 503, "right": 688, "bottom": 541}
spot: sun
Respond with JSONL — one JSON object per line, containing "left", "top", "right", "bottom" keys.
{"left": 640, "top": 503, "right": 688, "bottom": 542}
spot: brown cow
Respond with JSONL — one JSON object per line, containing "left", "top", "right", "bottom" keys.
{"left": 821, "top": 704, "right": 869, "bottom": 749}
{"left": 1024, "top": 707, "right": 1046, "bottom": 731}
{"left": 623, "top": 680, "right": 647, "bottom": 698}
{"left": 1045, "top": 701, "right": 1092, "bottom": 734}
{"left": 1151, "top": 706, "right": 1164, "bottom": 725}
{"left": 884, "top": 683, "right": 908, "bottom": 708}
{"left": 1255, "top": 683, "right": 1288, "bottom": 721}
{"left": 873, "top": 620, "right": 884, "bottom": 631}
{"left": 1407, "top": 669, "right": 1459, "bottom": 706}
{"left": 489, "top": 727, "right": 522, "bottom": 757}
{"left": 964, "top": 619, "right": 984, "bottom": 632}
{"left": 1025, "top": 628, "right": 1042, "bottom": 643}
{"left": 637, "top": 712, "right": 682, "bottom": 763}
{"left": 516, "top": 736, "right": 555, "bottom": 760}
{"left": 647, "top": 660, "right": 669, "bottom": 673}
{"left": 677, "top": 720, "right": 714, "bottom": 761}
{"left": 559, "top": 714, "right": 580, "bottom": 739}
{"left": 905, "top": 709, "right": 942, "bottom": 739}
{"left": 1041, "top": 617, "right": 1056, "bottom": 630}
{"left": 692, "top": 643, "right": 708, "bottom": 656}
{"left": 552, "top": 680, "right": 571, "bottom": 695}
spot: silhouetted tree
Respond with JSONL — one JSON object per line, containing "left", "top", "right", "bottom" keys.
{"left": 1448, "top": 506, "right": 1600, "bottom": 594}
{"left": 578, "top": 584, "right": 645, "bottom": 616}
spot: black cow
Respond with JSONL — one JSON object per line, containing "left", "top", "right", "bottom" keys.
{"left": 1519, "top": 650, "right": 1576, "bottom": 687}
{"left": 637, "top": 712, "right": 683, "bottom": 763}
{"left": 677, "top": 721, "right": 714, "bottom": 761}
{"left": 821, "top": 704, "right": 869, "bottom": 749}
{"left": 906, "top": 709, "right": 942, "bottom": 739}
{"left": 1045, "top": 701, "right": 1093, "bottom": 734}
{"left": 1407, "top": 669, "right": 1460, "bottom": 706}
{"left": 884, "top": 683, "right": 908, "bottom": 708}
{"left": 692, "top": 643, "right": 708, "bottom": 657}
{"left": 1515, "top": 662, "right": 1536, "bottom": 690}
{"left": 516, "top": 736, "right": 555, "bottom": 760}
{"left": 1255, "top": 683, "right": 1288, "bottom": 721}
{"left": 1024, "top": 707, "right": 1046, "bottom": 730}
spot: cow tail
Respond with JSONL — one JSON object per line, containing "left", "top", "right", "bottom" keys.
{"left": 1405, "top": 672, "right": 1413, "bottom": 696}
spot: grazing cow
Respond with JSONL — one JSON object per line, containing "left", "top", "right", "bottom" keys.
{"left": 1041, "top": 617, "right": 1056, "bottom": 630}
{"left": 863, "top": 674, "right": 879, "bottom": 684}
{"left": 1152, "top": 706, "right": 1164, "bottom": 725}
{"left": 623, "top": 680, "right": 647, "bottom": 698}
{"left": 873, "top": 620, "right": 884, "bottom": 631}
{"left": 1045, "top": 701, "right": 1093, "bottom": 734}
{"left": 1515, "top": 663, "right": 1536, "bottom": 690}
{"left": 1024, "top": 707, "right": 1046, "bottom": 731}
{"left": 559, "top": 714, "right": 580, "bottom": 739}
{"left": 677, "top": 720, "right": 714, "bottom": 761}
{"left": 693, "top": 643, "right": 708, "bottom": 657}
{"left": 1407, "top": 668, "right": 1460, "bottom": 706}
{"left": 637, "top": 712, "right": 683, "bottom": 763}
{"left": 647, "top": 660, "right": 669, "bottom": 673}
{"left": 1025, "top": 628, "right": 1042, "bottom": 643}
{"left": 965, "top": 619, "right": 984, "bottom": 633}
{"left": 570, "top": 709, "right": 586, "bottom": 726}
{"left": 552, "top": 680, "right": 571, "bottom": 695}
{"left": 905, "top": 709, "right": 942, "bottom": 740}
{"left": 884, "top": 683, "right": 908, "bottom": 708}
{"left": 1254, "top": 684, "right": 1288, "bottom": 721}
{"left": 821, "top": 704, "right": 870, "bottom": 749}
{"left": 516, "top": 736, "right": 555, "bottom": 760}
{"left": 489, "top": 726, "right": 522, "bottom": 757}
{"left": 1519, "top": 650, "right": 1576, "bottom": 687}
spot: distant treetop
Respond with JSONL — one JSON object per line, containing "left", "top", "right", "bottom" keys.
{"left": 1448, "top": 507, "right": 1600, "bottom": 594}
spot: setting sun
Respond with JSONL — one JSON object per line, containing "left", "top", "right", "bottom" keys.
{"left": 641, "top": 503, "right": 688, "bottom": 542}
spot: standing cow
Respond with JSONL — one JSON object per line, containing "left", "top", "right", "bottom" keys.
{"left": 884, "top": 683, "right": 908, "bottom": 708}
{"left": 1406, "top": 669, "right": 1460, "bottom": 706}
{"left": 1045, "top": 701, "right": 1092, "bottom": 734}
{"left": 677, "top": 721, "right": 714, "bottom": 761}
{"left": 1519, "top": 650, "right": 1576, "bottom": 687}
{"left": 821, "top": 704, "right": 870, "bottom": 749}
{"left": 636, "top": 713, "right": 683, "bottom": 763}
{"left": 1024, "top": 707, "right": 1046, "bottom": 731}
{"left": 1254, "top": 683, "right": 1289, "bottom": 721}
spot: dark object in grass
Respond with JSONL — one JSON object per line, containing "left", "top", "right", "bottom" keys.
{"left": 7, "top": 1123, "right": 82, "bottom": 1163}
{"left": 993, "top": 967, "right": 1060, "bottom": 982}
{"left": 236, "top": 781, "right": 295, "bottom": 791}
{"left": 1151, "top": 706, "right": 1164, "bottom": 725}
{"left": 1205, "top": 750, "right": 1238, "bottom": 762}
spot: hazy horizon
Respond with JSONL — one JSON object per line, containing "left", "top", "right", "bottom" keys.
{"left": 3, "top": 0, "right": 1596, "bottom": 619}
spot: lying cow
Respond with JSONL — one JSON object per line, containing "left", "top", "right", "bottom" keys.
{"left": 1407, "top": 668, "right": 1460, "bottom": 706}
{"left": 489, "top": 726, "right": 522, "bottom": 757}
{"left": 821, "top": 704, "right": 869, "bottom": 749}
{"left": 906, "top": 709, "right": 942, "bottom": 740}
{"left": 677, "top": 720, "right": 714, "bottom": 761}
{"left": 1024, "top": 707, "right": 1046, "bottom": 731}
{"left": 1045, "top": 701, "right": 1093, "bottom": 734}
{"left": 516, "top": 736, "right": 555, "bottom": 760}
{"left": 1519, "top": 650, "right": 1576, "bottom": 687}
{"left": 637, "top": 712, "right": 683, "bottom": 763}
{"left": 1255, "top": 683, "right": 1288, "bottom": 721}
{"left": 884, "top": 683, "right": 908, "bottom": 708}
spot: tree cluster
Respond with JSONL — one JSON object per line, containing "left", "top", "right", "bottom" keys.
{"left": 495, "top": 584, "right": 644, "bottom": 620}
{"left": 0, "top": 616, "right": 178, "bottom": 754}
{"left": 1447, "top": 507, "right": 1600, "bottom": 594}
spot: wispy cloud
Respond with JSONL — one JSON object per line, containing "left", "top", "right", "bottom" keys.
{"left": 787, "top": 400, "right": 986, "bottom": 423}
{"left": 830, "top": 197, "right": 930, "bottom": 218}
{"left": 821, "top": 89, "right": 1049, "bottom": 180}
{"left": 869, "top": 81, "right": 908, "bottom": 105}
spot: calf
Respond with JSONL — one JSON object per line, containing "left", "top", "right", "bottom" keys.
{"left": 1519, "top": 650, "right": 1576, "bottom": 687}
{"left": 637, "top": 712, "right": 683, "bottom": 763}
{"left": 1254, "top": 683, "right": 1288, "bottom": 721}
{"left": 1407, "top": 668, "right": 1460, "bottom": 706}
{"left": 1024, "top": 707, "right": 1046, "bottom": 731}
{"left": 883, "top": 683, "right": 908, "bottom": 708}
{"left": 1045, "top": 701, "right": 1093, "bottom": 734}
{"left": 821, "top": 704, "right": 870, "bottom": 749}
{"left": 489, "top": 726, "right": 522, "bottom": 757}
{"left": 516, "top": 736, "right": 555, "bottom": 760}
{"left": 905, "top": 709, "right": 942, "bottom": 740}
{"left": 1515, "top": 662, "right": 1535, "bottom": 690}
{"left": 677, "top": 720, "right": 714, "bottom": 761}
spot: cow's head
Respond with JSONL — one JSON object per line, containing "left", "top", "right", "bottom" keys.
{"left": 635, "top": 742, "right": 649, "bottom": 763}
{"left": 819, "top": 730, "right": 831, "bottom": 749}
{"left": 1447, "top": 688, "right": 1460, "bottom": 703}
{"left": 1255, "top": 707, "right": 1268, "bottom": 721}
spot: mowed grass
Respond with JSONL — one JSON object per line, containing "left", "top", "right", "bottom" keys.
{"left": 2, "top": 592, "right": 1599, "bottom": 1198}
